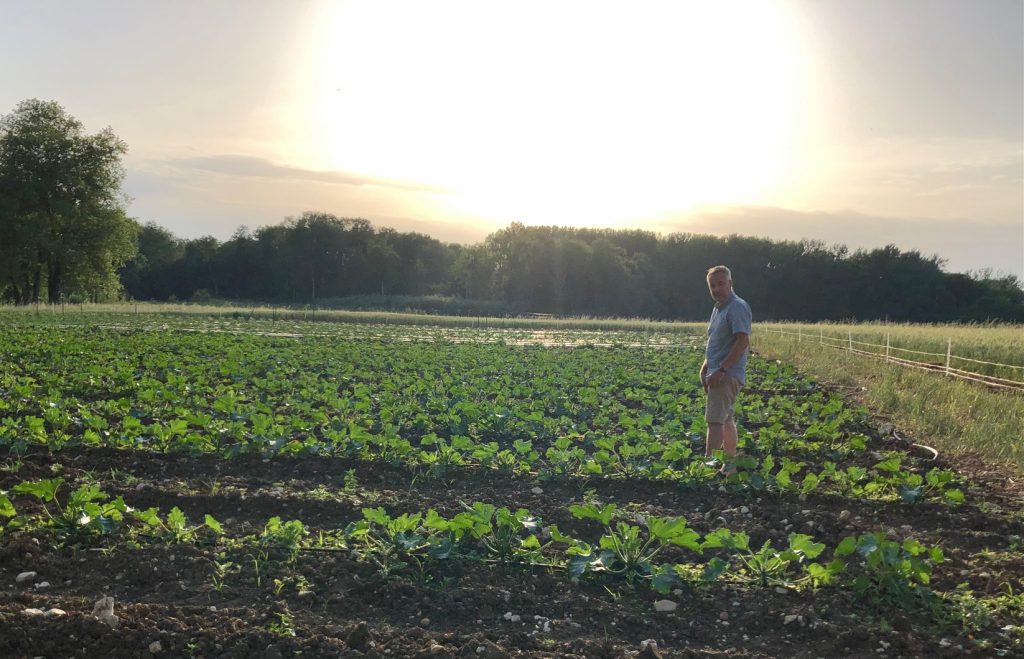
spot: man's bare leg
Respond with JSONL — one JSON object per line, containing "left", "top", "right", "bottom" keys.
{"left": 707, "top": 420, "right": 738, "bottom": 475}
{"left": 723, "top": 420, "right": 738, "bottom": 456}
{"left": 706, "top": 422, "right": 724, "bottom": 457}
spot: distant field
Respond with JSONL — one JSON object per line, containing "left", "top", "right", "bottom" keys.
{"left": 0, "top": 302, "right": 704, "bottom": 334}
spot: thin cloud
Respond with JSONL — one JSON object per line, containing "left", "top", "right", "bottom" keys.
{"left": 164, "top": 155, "right": 450, "bottom": 194}
{"left": 655, "top": 205, "right": 1023, "bottom": 280}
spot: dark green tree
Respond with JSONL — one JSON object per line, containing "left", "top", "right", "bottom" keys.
{"left": 0, "top": 99, "right": 137, "bottom": 303}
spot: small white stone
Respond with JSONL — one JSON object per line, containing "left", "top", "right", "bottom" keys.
{"left": 783, "top": 615, "right": 799, "bottom": 625}
{"left": 149, "top": 640, "right": 163, "bottom": 654}
{"left": 22, "top": 608, "right": 46, "bottom": 616}
{"left": 939, "top": 638, "right": 952, "bottom": 648}
{"left": 640, "top": 639, "right": 658, "bottom": 650}
{"left": 477, "top": 647, "right": 486, "bottom": 655}
{"left": 739, "top": 506, "right": 750, "bottom": 514}
{"left": 420, "top": 618, "right": 430, "bottom": 626}
{"left": 44, "top": 608, "right": 66, "bottom": 617}
{"left": 531, "top": 487, "right": 544, "bottom": 495}
{"left": 35, "top": 581, "right": 51, "bottom": 589}
{"left": 503, "top": 612, "right": 513, "bottom": 621}
{"left": 653, "top": 599, "right": 677, "bottom": 612}
{"left": 774, "top": 587, "right": 789, "bottom": 594}
{"left": 509, "top": 615, "right": 521, "bottom": 623}
{"left": 15, "top": 571, "right": 37, "bottom": 584}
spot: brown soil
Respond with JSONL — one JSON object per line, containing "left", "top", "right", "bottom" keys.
{"left": 2, "top": 441, "right": 1022, "bottom": 659}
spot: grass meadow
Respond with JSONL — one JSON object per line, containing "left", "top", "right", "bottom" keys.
{"left": 754, "top": 322, "right": 1023, "bottom": 468}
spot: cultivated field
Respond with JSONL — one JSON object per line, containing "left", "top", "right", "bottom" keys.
{"left": 1, "top": 312, "right": 1022, "bottom": 657}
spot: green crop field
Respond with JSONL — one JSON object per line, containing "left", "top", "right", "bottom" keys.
{"left": 1, "top": 311, "right": 1022, "bottom": 657}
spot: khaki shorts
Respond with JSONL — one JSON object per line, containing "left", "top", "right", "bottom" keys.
{"left": 705, "top": 375, "right": 742, "bottom": 424}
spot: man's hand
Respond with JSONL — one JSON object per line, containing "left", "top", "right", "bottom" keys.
{"left": 706, "top": 369, "right": 726, "bottom": 389}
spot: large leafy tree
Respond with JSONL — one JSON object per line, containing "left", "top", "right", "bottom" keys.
{"left": 0, "top": 99, "right": 137, "bottom": 303}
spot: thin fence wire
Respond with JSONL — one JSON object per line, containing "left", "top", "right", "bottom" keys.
{"left": 759, "top": 328, "right": 1024, "bottom": 392}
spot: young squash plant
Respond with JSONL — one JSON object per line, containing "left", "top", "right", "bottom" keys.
{"left": 834, "top": 532, "right": 945, "bottom": 611}
{"left": 559, "top": 503, "right": 701, "bottom": 588}
{"left": 346, "top": 507, "right": 448, "bottom": 579}
{"left": 430, "top": 502, "right": 548, "bottom": 566}
{"left": 12, "top": 478, "right": 128, "bottom": 537}
{"left": 700, "top": 528, "right": 842, "bottom": 588}
{"left": 133, "top": 506, "right": 224, "bottom": 545}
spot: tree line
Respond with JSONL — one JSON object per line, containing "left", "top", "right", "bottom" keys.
{"left": 3, "top": 99, "right": 1022, "bottom": 321}
{"left": 119, "top": 217, "right": 1024, "bottom": 322}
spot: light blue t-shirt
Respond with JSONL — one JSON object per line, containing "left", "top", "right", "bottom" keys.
{"left": 705, "top": 292, "right": 752, "bottom": 385}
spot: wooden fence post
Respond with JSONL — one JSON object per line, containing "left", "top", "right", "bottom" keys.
{"left": 946, "top": 339, "right": 952, "bottom": 376}
{"left": 886, "top": 333, "right": 891, "bottom": 363}
{"left": 848, "top": 331, "right": 852, "bottom": 353}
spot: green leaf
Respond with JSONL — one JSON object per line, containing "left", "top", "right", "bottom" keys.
{"left": 362, "top": 507, "right": 390, "bottom": 526}
{"left": 204, "top": 514, "right": 223, "bottom": 534}
{"left": 874, "top": 456, "right": 901, "bottom": 473}
{"left": 899, "top": 485, "right": 923, "bottom": 503}
{"left": 520, "top": 535, "right": 541, "bottom": 550}
{"left": 0, "top": 493, "right": 15, "bottom": 518}
{"left": 855, "top": 533, "right": 881, "bottom": 558}
{"left": 567, "top": 548, "right": 597, "bottom": 580}
{"left": 650, "top": 564, "right": 678, "bottom": 593}
{"left": 648, "top": 517, "right": 700, "bottom": 551}
{"left": 944, "top": 489, "right": 965, "bottom": 504}
{"left": 12, "top": 477, "right": 63, "bottom": 502}
{"left": 834, "top": 536, "right": 857, "bottom": 557}
{"left": 167, "top": 507, "right": 188, "bottom": 532}
{"left": 549, "top": 526, "right": 578, "bottom": 546}
{"left": 68, "top": 483, "right": 106, "bottom": 509}
{"left": 701, "top": 557, "right": 729, "bottom": 582}
{"left": 788, "top": 534, "right": 825, "bottom": 560}
{"left": 428, "top": 537, "right": 454, "bottom": 560}
{"left": 133, "top": 507, "right": 162, "bottom": 527}
{"left": 423, "top": 509, "right": 449, "bottom": 532}
{"left": 800, "top": 472, "right": 821, "bottom": 493}
{"left": 569, "top": 503, "right": 616, "bottom": 526}
{"left": 701, "top": 528, "right": 747, "bottom": 551}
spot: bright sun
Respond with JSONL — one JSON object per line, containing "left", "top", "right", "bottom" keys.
{"left": 304, "top": 1, "right": 808, "bottom": 228}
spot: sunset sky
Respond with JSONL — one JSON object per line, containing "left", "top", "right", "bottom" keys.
{"left": 2, "top": 0, "right": 1022, "bottom": 278}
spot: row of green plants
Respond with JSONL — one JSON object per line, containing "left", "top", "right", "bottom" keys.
{"left": 0, "top": 327, "right": 964, "bottom": 504}
{"left": 0, "top": 409, "right": 965, "bottom": 505}
{"left": 0, "top": 476, "right": 945, "bottom": 613}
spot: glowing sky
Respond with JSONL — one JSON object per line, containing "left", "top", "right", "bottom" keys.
{"left": 2, "top": 0, "right": 1021, "bottom": 278}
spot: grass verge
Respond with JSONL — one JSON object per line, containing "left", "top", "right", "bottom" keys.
{"left": 755, "top": 330, "right": 1024, "bottom": 469}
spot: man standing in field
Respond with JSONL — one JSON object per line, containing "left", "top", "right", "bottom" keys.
{"left": 700, "top": 265, "right": 752, "bottom": 468}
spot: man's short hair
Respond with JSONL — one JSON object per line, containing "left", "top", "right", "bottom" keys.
{"left": 706, "top": 265, "right": 732, "bottom": 280}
